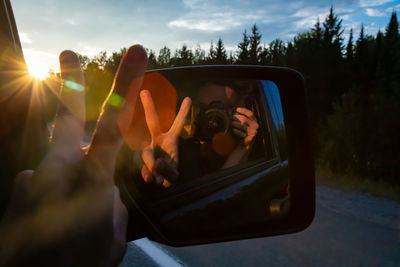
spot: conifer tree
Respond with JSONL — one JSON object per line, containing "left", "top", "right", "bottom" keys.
{"left": 323, "top": 6, "right": 344, "bottom": 45}
{"left": 312, "top": 17, "right": 323, "bottom": 41}
{"left": 237, "top": 30, "right": 250, "bottom": 64}
{"left": 249, "top": 24, "right": 262, "bottom": 64}
{"left": 208, "top": 40, "right": 217, "bottom": 63}
{"left": 383, "top": 11, "right": 399, "bottom": 79}
{"left": 215, "top": 37, "right": 228, "bottom": 64}
{"left": 346, "top": 29, "right": 354, "bottom": 61}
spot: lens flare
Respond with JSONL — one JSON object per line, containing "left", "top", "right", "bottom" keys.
{"left": 65, "top": 80, "right": 84, "bottom": 92}
{"left": 108, "top": 93, "right": 124, "bottom": 108}
{"left": 25, "top": 57, "right": 50, "bottom": 80}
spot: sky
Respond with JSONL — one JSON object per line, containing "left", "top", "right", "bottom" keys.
{"left": 11, "top": 0, "right": 400, "bottom": 75}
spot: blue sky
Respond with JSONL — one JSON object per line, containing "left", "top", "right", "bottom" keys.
{"left": 12, "top": 0, "right": 400, "bottom": 72}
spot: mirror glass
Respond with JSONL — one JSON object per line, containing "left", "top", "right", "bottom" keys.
{"left": 117, "top": 73, "right": 290, "bottom": 223}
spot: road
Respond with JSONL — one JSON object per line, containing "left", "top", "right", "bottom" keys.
{"left": 119, "top": 186, "right": 400, "bottom": 266}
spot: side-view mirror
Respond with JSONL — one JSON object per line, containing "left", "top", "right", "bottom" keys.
{"left": 115, "top": 65, "right": 315, "bottom": 246}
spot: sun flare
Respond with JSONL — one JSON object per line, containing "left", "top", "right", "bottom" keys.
{"left": 26, "top": 58, "right": 50, "bottom": 80}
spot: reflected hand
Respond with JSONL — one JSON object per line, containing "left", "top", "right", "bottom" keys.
{"left": 0, "top": 45, "right": 147, "bottom": 266}
{"left": 140, "top": 90, "right": 191, "bottom": 187}
{"left": 232, "top": 107, "right": 259, "bottom": 150}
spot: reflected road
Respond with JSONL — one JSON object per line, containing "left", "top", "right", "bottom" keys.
{"left": 120, "top": 186, "right": 400, "bottom": 266}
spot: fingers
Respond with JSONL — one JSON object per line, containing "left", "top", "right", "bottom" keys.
{"left": 232, "top": 128, "right": 246, "bottom": 138}
{"left": 169, "top": 97, "right": 192, "bottom": 135}
{"left": 142, "top": 146, "right": 156, "bottom": 173}
{"left": 88, "top": 45, "right": 147, "bottom": 176}
{"left": 232, "top": 120, "right": 247, "bottom": 132}
{"left": 50, "top": 50, "right": 85, "bottom": 157}
{"left": 142, "top": 149, "right": 178, "bottom": 187}
{"left": 141, "top": 165, "right": 154, "bottom": 183}
{"left": 142, "top": 165, "right": 164, "bottom": 186}
{"left": 236, "top": 107, "right": 254, "bottom": 120}
{"left": 154, "top": 157, "right": 179, "bottom": 184}
{"left": 233, "top": 114, "right": 259, "bottom": 130}
{"left": 141, "top": 149, "right": 166, "bottom": 186}
{"left": 232, "top": 110, "right": 259, "bottom": 147}
{"left": 232, "top": 121, "right": 257, "bottom": 136}
{"left": 140, "top": 90, "right": 161, "bottom": 138}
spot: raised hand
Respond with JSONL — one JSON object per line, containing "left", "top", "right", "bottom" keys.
{"left": 221, "top": 107, "right": 259, "bottom": 169}
{"left": 139, "top": 90, "right": 191, "bottom": 187}
{"left": 0, "top": 45, "right": 147, "bottom": 266}
{"left": 231, "top": 107, "right": 259, "bottom": 149}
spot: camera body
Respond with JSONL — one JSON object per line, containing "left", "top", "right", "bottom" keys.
{"left": 196, "top": 101, "right": 235, "bottom": 142}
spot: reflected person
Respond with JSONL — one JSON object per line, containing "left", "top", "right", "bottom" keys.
{"left": 139, "top": 81, "right": 259, "bottom": 186}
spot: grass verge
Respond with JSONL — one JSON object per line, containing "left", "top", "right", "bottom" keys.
{"left": 316, "top": 168, "right": 400, "bottom": 203}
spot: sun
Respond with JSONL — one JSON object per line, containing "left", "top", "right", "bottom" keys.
{"left": 26, "top": 57, "right": 50, "bottom": 80}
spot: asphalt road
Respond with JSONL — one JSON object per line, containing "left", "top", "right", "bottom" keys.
{"left": 119, "top": 186, "right": 400, "bottom": 266}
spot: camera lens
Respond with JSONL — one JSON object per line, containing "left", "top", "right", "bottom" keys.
{"left": 197, "top": 101, "right": 231, "bottom": 141}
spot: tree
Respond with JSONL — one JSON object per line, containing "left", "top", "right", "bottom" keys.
{"left": 249, "top": 24, "right": 262, "bottom": 64}
{"left": 158, "top": 46, "right": 171, "bottom": 68}
{"left": 93, "top": 51, "right": 108, "bottom": 69}
{"left": 323, "top": 6, "right": 344, "bottom": 45}
{"left": 207, "top": 40, "right": 217, "bottom": 63}
{"left": 346, "top": 29, "right": 354, "bottom": 62}
{"left": 147, "top": 49, "right": 158, "bottom": 69}
{"left": 286, "top": 42, "right": 294, "bottom": 67}
{"left": 268, "top": 39, "right": 286, "bottom": 66}
{"left": 228, "top": 51, "right": 235, "bottom": 64}
{"left": 193, "top": 44, "right": 206, "bottom": 65}
{"left": 105, "top": 48, "right": 126, "bottom": 75}
{"left": 383, "top": 11, "right": 400, "bottom": 80}
{"left": 259, "top": 44, "right": 269, "bottom": 65}
{"left": 385, "top": 11, "right": 399, "bottom": 41}
{"left": 215, "top": 37, "right": 228, "bottom": 64}
{"left": 237, "top": 30, "right": 250, "bottom": 64}
{"left": 373, "top": 30, "right": 385, "bottom": 81}
{"left": 312, "top": 17, "right": 323, "bottom": 41}
{"left": 176, "top": 44, "right": 193, "bottom": 66}
{"left": 355, "top": 25, "right": 368, "bottom": 69}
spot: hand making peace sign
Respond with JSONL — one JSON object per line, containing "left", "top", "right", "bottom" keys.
{"left": 139, "top": 90, "right": 192, "bottom": 188}
{"left": 0, "top": 45, "right": 147, "bottom": 266}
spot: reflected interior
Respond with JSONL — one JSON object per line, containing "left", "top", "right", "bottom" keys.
{"left": 117, "top": 75, "right": 290, "bottom": 232}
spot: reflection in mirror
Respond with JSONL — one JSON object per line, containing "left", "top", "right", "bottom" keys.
{"left": 178, "top": 80, "right": 264, "bottom": 179}
{"left": 117, "top": 75, "right": 290, "bottom": 221}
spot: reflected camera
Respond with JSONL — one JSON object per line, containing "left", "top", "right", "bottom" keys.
{"left": 196, "top": 101, "right": 234, "bottom": 141}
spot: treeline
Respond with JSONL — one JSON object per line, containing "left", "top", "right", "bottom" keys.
{"left": 64, "top": 7, "right": 399, "bottom": 185}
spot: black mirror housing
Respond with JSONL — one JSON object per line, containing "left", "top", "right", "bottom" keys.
{"left": 116, "top": 65, "right": 315, "bottom": 246}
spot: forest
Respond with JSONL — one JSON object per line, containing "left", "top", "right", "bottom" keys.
{"left": 45, "top": 7, "right": 400, "bottom": 189}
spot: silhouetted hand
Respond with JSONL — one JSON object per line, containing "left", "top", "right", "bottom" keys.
{"left": 0, "top": 45, "right": 147, "bottom": 266}
{"left": 232, "top": 107, "right": 259, "bottom": 149}
{"left": 222, "top": 107, "right": 259, "bottom": 169}
{"left": 140, "top": 90, "right": 191, "bottom": 187}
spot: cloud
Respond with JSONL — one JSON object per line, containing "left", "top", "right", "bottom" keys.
{"left": 359, "top": 0, "right": 395, "bottom": 7}
{"left": 19, "top": 32, "right": 32, "bottom": 44}
{"left": 366, "top": 8, "right": 386, "bottom": 16}
{"left": 168, "top": 0, "right": 268, "bottom": 32}
{"left": 168, "top": 13, "right": 242, "bottom": 31}
{"left": 66, "top": 19, "right": 78, "bottom": 25}
{"left": 386, "top": 4, "right": 400, "bottom": 11}
{"left": 79, "top": 46, "right": 103, "bottom": 57}
{"left": 364, "top": 24, "right": 380, "bottom": 35}
{"left": 291, "top": 6, "right": 330, "bottom": 29}
{"left": 23, "top": 48, "right": 58, "bottom": 58}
